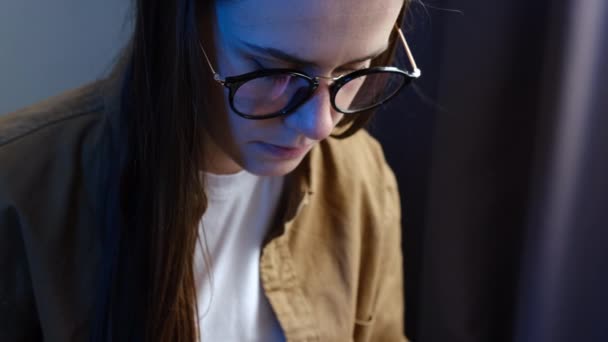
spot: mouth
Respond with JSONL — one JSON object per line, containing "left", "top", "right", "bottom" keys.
{"left": 256, "top": 141, "right": 312, "bottom": 159}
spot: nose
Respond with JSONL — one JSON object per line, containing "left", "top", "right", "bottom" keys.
{"left": 283, "top": 84, "right": 341, "bottom": 141}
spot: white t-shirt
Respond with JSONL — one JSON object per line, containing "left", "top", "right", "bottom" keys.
{"left": 194, "top": 169, "right": 286, "bottom": 342}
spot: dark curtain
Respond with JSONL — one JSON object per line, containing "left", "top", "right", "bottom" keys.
{"left": 371, "top": 0, "right": 608, "bottom": 341}
{"left": 515, "top": 1, "right": 608, "bottom": 341}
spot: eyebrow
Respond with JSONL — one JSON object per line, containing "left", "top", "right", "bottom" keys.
{"left": 240, "top": 41, "right": 390, "bottom": 67}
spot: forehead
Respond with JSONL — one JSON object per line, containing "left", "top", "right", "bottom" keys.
{"left": 213, "top": 0, "right": 403, "bottom": 67}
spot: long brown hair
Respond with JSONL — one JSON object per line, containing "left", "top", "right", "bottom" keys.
{"left": 93, "top": 0, "right": 410, "bottom": 341}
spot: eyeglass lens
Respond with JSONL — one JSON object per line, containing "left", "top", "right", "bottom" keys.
{"left": 232, "top": 71, "right": 407, "bottom": 117}
{"left": 336, "top": 72, "right": 406, "bottom": 113}
{"left": 233, "top": 74, "right": 313, "bottom": 116}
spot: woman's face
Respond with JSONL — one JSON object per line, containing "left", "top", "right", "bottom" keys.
{"left": 203, "top": 0, "right": 403, "bottom": 176}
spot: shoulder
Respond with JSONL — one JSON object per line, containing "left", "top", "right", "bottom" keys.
{"left": 0, "top": 81, "right": 109, "bottom": 338}
{"left": 0, "top": 81, "right": 105, "bottom": 148}
{"left": 0, "top": 81, "right": 107, "bottom": 218}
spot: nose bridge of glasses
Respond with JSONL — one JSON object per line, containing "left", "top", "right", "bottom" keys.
{"left": 313, "top": 74, "right": 339, "bottom": 81}
{"left": 304, "top": 74, "right": 341, "bottom": 106}
{"left": 312, "top": 74, "right": 343, "bottom": 84}
{"left": 309, "top": 74, "right": 342, "bottom": 96}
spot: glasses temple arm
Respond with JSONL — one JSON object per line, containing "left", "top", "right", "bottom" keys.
{"left": 199, "top": 43, "right": 225, "bottom": 84}
{"left": 395, "top": 24, "right": 422, "bottom": 78}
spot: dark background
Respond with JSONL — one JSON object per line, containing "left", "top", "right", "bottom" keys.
{"left": 371, "top": 1, "right": 608, "bottom": 341}
{"left": 0, "top": 0, "right": 130, "bottom": 115}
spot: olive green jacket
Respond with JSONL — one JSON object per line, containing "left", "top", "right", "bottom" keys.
{"left": 0, "top": 72, "right": 407, "bottom": 341}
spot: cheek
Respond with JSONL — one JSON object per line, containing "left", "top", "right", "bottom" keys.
{"left": 223, "top": 91, "right": 256, "bottom": 140}
{"left": 229, "top": 116, "right": 285, "bottom": 147}
{"left": 223, "top": 94, "right": 281, "bottom": 149}
{"left": 225, "top": 109, "right": 254, "bottom": 143}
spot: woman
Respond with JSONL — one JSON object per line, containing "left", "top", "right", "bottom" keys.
{"left": 0, "top": 0, "right": 420, "bottom": 340}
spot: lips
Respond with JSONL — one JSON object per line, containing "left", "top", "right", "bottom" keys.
{"left": 272, "top": 143, "right": 309, "bottom": 150}
{"left": 256, "top": 142, "right": 312, "bottom": 159}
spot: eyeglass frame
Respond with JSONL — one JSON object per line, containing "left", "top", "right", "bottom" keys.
{"left": 199, "top": 24, "right": 422, "bottom": 120}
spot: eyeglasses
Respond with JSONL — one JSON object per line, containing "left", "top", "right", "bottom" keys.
{"left": 200, "top": 24, "right": 421, "bottom": 120}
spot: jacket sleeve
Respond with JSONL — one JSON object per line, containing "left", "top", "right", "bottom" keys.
{"left": 0, "top": 201, "right": 42, "bottom": 340}
{"left": 363, "top": 162, "right": 410, "bottom": 342}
